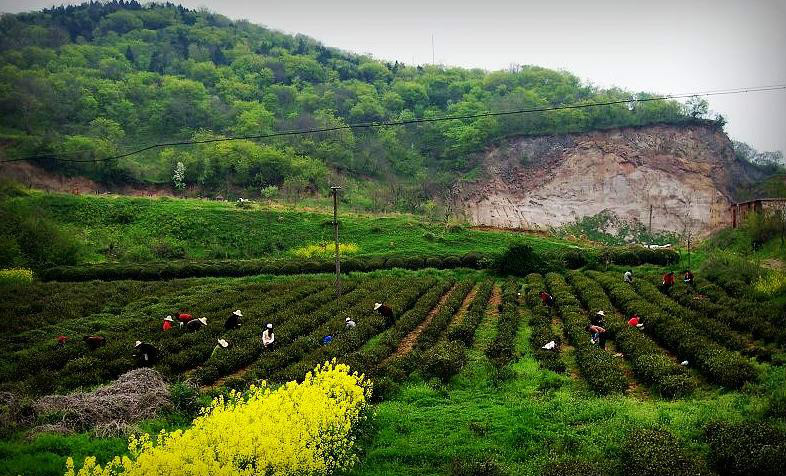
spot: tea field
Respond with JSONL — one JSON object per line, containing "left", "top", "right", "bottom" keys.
{"left": 1, "top": 267, "right": 785, "bottom": 476}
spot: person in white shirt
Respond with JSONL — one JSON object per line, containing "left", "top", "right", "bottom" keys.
{"left": 624, "top": 270, "right": 633, "bottom": 284}
{"left": 345, "top": 317, "right": 356, "bottom": 329}
{"left": 262, "top": 323, "right": 275, "bottom": 348}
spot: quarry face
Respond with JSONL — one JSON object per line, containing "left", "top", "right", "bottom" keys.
{"left": 461, "top": 124, "right": 750, "bottom": 236}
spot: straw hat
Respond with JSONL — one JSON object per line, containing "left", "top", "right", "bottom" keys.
{"left": 266, "top": 323, "right": 273, "bottom": 329}
{"left": 374, "top": 303, "right": 382, "bottom": 311}
{"left": 164, "top": 316, "right": 174, "bottom": 322}
{"left": 135, "top": 340, "right": 142, "bottom": 347}
{"left": 198, "top": 317, "right": 208, "bottom": 325}
{"left": 233, "top": 310, "right": 243, "bottom": 317}
{"left": 218, "top": 338, "right": 229, "bottom": 348}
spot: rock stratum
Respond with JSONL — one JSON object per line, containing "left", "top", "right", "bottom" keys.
{"left": 460, "top": 123, "right": 763, "bottom": 236}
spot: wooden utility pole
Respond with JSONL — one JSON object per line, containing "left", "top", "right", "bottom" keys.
{"left": 331, "top": 186, "right": 342, "bottom": 300}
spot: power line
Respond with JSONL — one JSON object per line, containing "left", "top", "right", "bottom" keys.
{"left": 1, "top": 84, "right": 784, "bottom": 165}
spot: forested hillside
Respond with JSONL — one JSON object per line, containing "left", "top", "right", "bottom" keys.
{"left": 0, "top": 1, "right": 704, "bottom": 211}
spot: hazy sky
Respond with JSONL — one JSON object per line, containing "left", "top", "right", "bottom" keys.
{"left": 2, "top": 0, "right": 785, "bottom": 153}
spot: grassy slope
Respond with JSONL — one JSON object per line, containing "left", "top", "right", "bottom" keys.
{"left": 7, "top": 191, "right": 579, "bottom": 264}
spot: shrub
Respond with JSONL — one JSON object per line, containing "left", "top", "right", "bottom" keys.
{"left": 448, "top": 281, "right": 493, "bottom": 347}
{"left": 546, "top": 273, "right": 627, "bottom": 395}
{"left": 449, "top": 455, "right": 507, "bottom": 476}
{"left": 486, "top": 281, "right": 520, "bottom": 369}
{"left": 622, "top": 428, "right": 711, "bottom": 476}
{"left": 566, "top": 271, "right": 695, "bottom": 398}
{"left": 496, "top": 242, "right": 542, "bottom": 276}
{"left": 767, "top": 386, "right": 786, "bottom": 419}
{"left": 66, "top": 361, "right": 371, "bottom": 476}
{"left": 704, "top": 421, "right": 786, "bottom": 476}
{"left": 523, "top": 274, "right": 566, "bottom": 373}
{"left": 0, "top": 268, "right": 33, "bottom": 286}
{"left": 541, "top": 461, "right": 603, "bottom": 476}
{"left": 169, "top": 380, "right": 201, "bottom": 418}
{"left": 152, "top": 238, "right": 187, "bottom": 260}
{"left": 422, "top": 340, "right": 467, "bottom": 382}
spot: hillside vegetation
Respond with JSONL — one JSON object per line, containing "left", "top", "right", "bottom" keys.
{"left": 0, "top": 1, "right": 706, "bottom": 213}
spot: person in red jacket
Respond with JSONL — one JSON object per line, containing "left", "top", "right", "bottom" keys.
{"left": 661, "top": 271, "right": 675, "bottom": 291}
{"left": 177, "top": 312, "right": 193, "bottom": 328}
{"left": 628, "top": 313, "right": 643, "bottom": 329}
{"left": 56, "top": 335, "right": 68, "bottom": 348}
{"left": 162, "top": 315, "right": 174, "bottom": 331}
{"left": 539, "top": 291, "right": 555, "bottom": 307}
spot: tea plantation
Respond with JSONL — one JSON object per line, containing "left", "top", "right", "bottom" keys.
{"left": 1, "top": 264, "right": 784, "bottom": 476}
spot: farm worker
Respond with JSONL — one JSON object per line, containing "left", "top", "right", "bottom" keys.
{"left": 162, "top": 316, "right": 174, "bottom": 331}
{"left": 211, "top": 338, "right": 230, "bottom": 358}
{"left": 262, "top": 323, "right": 275, "bottom": 348}
{"left": 542, "top": 340, "right": 557, "bottom": 350}
{"left": 83, "top": 335, "right": 106, "bottom": 350}
{"left": 662, "top": 271, "right": 675, "bottom": 290}
{"left": 56, "top": 335, "right": 68, "bottom": 348}
{"left": 177, "top": 312, "right": 194, "bottom": 328}
{"left": 627, "top": 313, "right": 643, "bottom": 329}
{"left": 586, "top": 324, "right": 608, "bottom": 350}
{"left": 374, "top": 303, "right": 394, "bottom": 326}
{"left": 591, "top": 310, "right": 606, "bottom": 327}
{"left": 683, "top": 270, "right": 694, "bottom": 286}
{"left": 539, "top": 291, "right": 555, "bottom": 307}
{"left": 624, "top": 270, "right": 633, "bottom": 284}
{"left": 322, "top": 335, "right": 333, "bottom": 345}
{"left": 185, "top": 317, "right": 207, "bottom": 332}
{"left": 225, "top": 310, "right": 243, "bottom": 330}
{"left": 134, "top": 340, "right": 159, "bottom": 365}
{"left": 345, "top": 317, "right": 356, "bottom": 329}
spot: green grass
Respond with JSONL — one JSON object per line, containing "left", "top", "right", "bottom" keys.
{"left": 4, "top": 191, "right": 578, "bottom": 265}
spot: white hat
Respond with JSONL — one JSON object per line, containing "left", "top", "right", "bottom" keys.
{"left": 218, "top": 338, "right": 229, "bottom": 348}
{"left": 680, "top": 360, "right": 689, "bottom": 366}
{"left": 164, "top": 316, "right": 174, "bottom": 322}
{"left": 374, "top": 303, "right": 382, "bottom": 311}
{"left": 345, "top": 317, "right": 351, "bottom": 322}
{"left": 198, "top": 317, "right": 207, "bottom": 325}
{"left": 233, "top": 310, "right": 243, "bottom": 317}
{"left": 135, "top": 340, "right": 142, "bottom": 347}
{"left": 596, "top": 311, "right": 606, "bottom": 317}
{"left": 542, "top": 340, "right": 556, "bottom": 350}
{"left": 266, "top": 323, "right": 273, "bottom": 329}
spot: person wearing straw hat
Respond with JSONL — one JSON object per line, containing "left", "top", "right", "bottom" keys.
{"left": 211, "top": 338, "right": 230, "bottom": 358}
{"left": 162, "top": 315, "right": 174, "bottom": 331}
{"left": 345, "top": 317, "right": 356, "bottom": 329}
{"left": 225, "top": 310, "right": 243, "bottom": 330}
{"left": 262, "top": 323, "right": 275, "bottom": 349}
{"left": 185, "top": 317, "right": 208, "bottom": 332}
{"left": 374, "top": 302, "right": 394, "bottom": 326}
{"left": 590, "top": 310, "right": 606, "bottom": 327}
{"left": 133, "top": 340, "right": 159, "bottom": 365}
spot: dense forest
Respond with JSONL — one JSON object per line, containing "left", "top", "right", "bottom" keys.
{"left": 0, "top": 1, "right": 720, "bottom": 211}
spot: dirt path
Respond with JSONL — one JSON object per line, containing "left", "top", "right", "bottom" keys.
{"left": 446, "top": 284, "right": 479, "bottom": 329}
{"left": 606, "top": 341, "right": 648, "bottom": 398}
{"left": 383, "top": 284, "right": 457, "bottom": 362}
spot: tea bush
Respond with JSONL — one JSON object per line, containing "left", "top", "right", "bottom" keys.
{"left": 448, "top": 280, "right": 494, "bottom": 346}
{"left": 566, "top": 271, "right": 695, "bottom": 398}
{"left": 541, "top": 460, "right": 603, "bottom": 476}
{"left": 545, "top": 273, "right": 627, "bottom": 395}
{"left": 486, "top": 280, "right": 521, "bottom": 369}
{"left": 622, "top": 428, "right": 712, "bottom": 476}
{"left": 523, "top": 274, "right": 566, "bottom": 373}
{"left": 704, "top": 421, "right": 786, "bottom": 476}
{"left": 422, "top": 340, "right": 468, "bottom": 383}
{"left": 591, "top": 272, "right": 756, "bottom": 388}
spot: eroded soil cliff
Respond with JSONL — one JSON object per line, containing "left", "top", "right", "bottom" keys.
{"left": 460, "top": 124, "right": 762, "bottom": 235}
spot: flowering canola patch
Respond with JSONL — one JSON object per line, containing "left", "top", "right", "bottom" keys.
{"left": 65, "top": 360, "right": 371, "bottom": 476}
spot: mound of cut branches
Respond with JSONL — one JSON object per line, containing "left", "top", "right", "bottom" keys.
{"left": 32, "top": 368, "right": 171, "bottom": 437}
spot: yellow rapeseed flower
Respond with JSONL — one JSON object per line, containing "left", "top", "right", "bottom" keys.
{"left": 66, "top": 361, "right": 371, "bottom": 476}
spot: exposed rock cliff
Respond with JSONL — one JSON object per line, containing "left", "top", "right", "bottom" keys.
{"left": 460, "top": 124, "right": 764, "bottom": 236}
